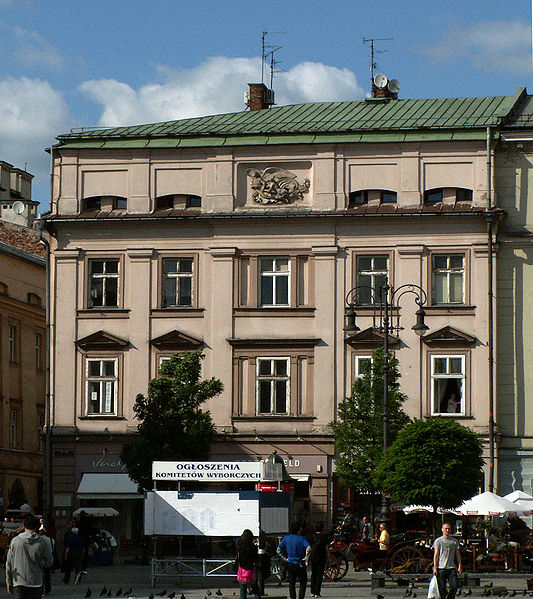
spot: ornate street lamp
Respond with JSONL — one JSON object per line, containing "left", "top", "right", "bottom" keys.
{"left": 344, "top": 283, "right": 428, "bottom": 525}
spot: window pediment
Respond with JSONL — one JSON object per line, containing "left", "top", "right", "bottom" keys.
{"left": 346, "top": 327, "right": 400, "bottom": 348}
{"left": 150, "top": 329, "right": 203, "bottom": 350}
{"left": 76, "top": 330, "right": 129, "bottom": 351}
{"left": 422, "top": 325, "right": 476, "bottom": 346}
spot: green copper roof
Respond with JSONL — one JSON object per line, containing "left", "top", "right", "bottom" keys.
{"left": 55, "top": 88, "right": 527, "bottom": 149}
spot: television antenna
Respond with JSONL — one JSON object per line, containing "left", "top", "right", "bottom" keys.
{"left": 363, "top": 37, "right": 393, "bottom": 83}
{"left": 261, "top": 30, "right": 285, "bottom": 85}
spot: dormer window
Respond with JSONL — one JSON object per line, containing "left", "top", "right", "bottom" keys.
{"left": 424, "top": 188, "right": 473, "bottom": 205}
{"left": 349, "top": 190, "right": 397, "bottom": 207}
{"left": 155, "top": 194, "right": 202, "bottom": 211}
{"left": 81, "top": 196, "right": 127, "bottom": 212}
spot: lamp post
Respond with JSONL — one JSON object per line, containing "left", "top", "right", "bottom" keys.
{"left": 344, "top": 283, "right": 429, "bottom": 525}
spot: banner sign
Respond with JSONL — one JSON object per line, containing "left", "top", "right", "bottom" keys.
{"left": 152, "top": 461, "right": 263, "bottom": 481}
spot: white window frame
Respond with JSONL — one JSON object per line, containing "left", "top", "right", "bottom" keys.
{"left": 256, "top": 357, "right": 290, "bottom": 415}
{"left": 8, "top": 325, "right": 16, "bottom": 362}
{"left": 88, "top": 258, "right": 120, "bottom": 308}
{"left": 356, "top": 255, "right": 388, "bottom": 305}
{"left": 432, "top": 254, "right": 465, "bottom": 305}
{"left": 85, "top": 358, "right": 118, "bottom": 416}
{"left": 355, "top": 355, "right": 373, "bottom": 378}
{"left": 430, "top": 354, "right": 466, "bottom": 416}
{"left": 259, "top": 257, "right": 290, "bottom": 307}
{"left": 161, "top": 257, "right": 194, "bottom": 307}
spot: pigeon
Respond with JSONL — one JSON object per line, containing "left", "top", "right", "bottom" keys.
{"left": 482, "top": 590, "right": 492, "bottom": 597}
{"left": 376, "top": 595, "right": 384, "bottom": 599}
{"left": 100, "top": 588, "right": 108, "bottom": 597}
{"left": 85, "top": 589, "right": 92, "bottom": 598}
{"left": 457, "top": 589, "right": 462, "bottom": 596}
{"left": 207, "top": 592, "right": 213, "bottom": 596}
{"left": 216, "top": 591, "right": 223, "bottom": 596}
{"left": 484, "top": 584, "right": 494, "bottom": 589}
{"left": 116, "top": 589, "right": 123, "bottom": 597}
{"left": 464, "top": 590, "right": 472, "bottom": 597}
{"left": 404, "top": 590, "right": 412, "bottom": 598}
{"left": 168, "top": 594, "right": 176, "bottom": 599}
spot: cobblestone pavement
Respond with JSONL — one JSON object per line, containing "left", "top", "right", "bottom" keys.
{"left": 1, "top": 565, "right": 532, "bottom": 599}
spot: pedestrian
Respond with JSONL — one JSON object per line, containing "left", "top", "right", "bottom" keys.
{"left": 309, "top": 522, "right": 331, "bottom": 598}
{"left": 278, "top": 522, "right": 311, "bottom": 599}
{"left": 63, "top": 526, "right": 85, "bottom": 585}
{"left": 235, "top": 529, "right": 260, "bottom": 599}
{"left": 378, "top": 523, "right": 390, "bottom": 551}
{"left": 256, "top": 530, "right": 271, "bottom": 597}
{"left": 433, "top": 522, "right": 462, "bottom": 599}
{"left": 5, "top": 513, "right": 53, "bottom": 599}
{"left": 362, "top": 516, "right": 371, "bottom": 544}
{"left": 38, "top": 526, "right": 54, "bottom": 595}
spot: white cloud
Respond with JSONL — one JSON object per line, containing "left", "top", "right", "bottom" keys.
{"left": 422, "top": 21, "right": 531, "bottom": 75}
{"left": 13, "top": 27, "right": 66, "bottom": 70}
{"left": 80, "top": 56, "right": 366, "bottom": 128}
{"left": 0, "top": 77, "right": 70, "bottom": 180}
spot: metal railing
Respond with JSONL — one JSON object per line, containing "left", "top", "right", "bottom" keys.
{"left": 151, "top": 557, "right": 236, "bottom": 587}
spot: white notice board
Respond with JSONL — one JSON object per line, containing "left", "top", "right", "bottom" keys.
{"left": 144, "top": 491, "right": 259, "bottom": 536}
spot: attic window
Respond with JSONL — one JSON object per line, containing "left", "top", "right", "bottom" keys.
{"left": 456, "top": 188, "right": 472, "bottom": 202}
{"left": 424, "top": 189, "right": 443, "bottom": 204}
{"left": 0, "top": 281, "right": 8, "bottom": 295}
{"left": 27, "top": 292, "right": 42, "bottom": 306}
{"left": 82, "top": 196, "right": 127, "bottom": 212}
{"left": 349, "top": 190, "right": 397, "bottom": 206}
{"left": 83, "top": 197, "right": 102, "bottom": 211}
{"left": 424, "top": 188, "right": 473, "bottom": 205}
{"left": 155, "top": 194, "right": 202, "bottom": 211}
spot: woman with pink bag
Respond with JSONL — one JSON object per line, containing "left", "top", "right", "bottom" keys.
{"left": 236, "top": 529, "right": 261, "bottom": 599}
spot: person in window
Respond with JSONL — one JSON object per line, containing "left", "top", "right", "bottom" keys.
{"left": 447, "top": 393, "right": 459, "bottom": 414}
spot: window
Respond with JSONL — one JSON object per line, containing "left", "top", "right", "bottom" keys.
{"left": 349, "top": 190, "right": 397, "bottom": 206}
{"left": 432, "top": 254, "right": 464, "bottom": 304}
{"left": 0, "top": 281, "right": 7, "bottom": 295}
{"left": 88, "top": 259, "right": 119, "bottom": 308}
{"left": 431, "top": 355, "right": 465, "bottom": 415}
{"left": 259, "top": 257, "right": 289, "bottom": 306}
{"left": 27, "top": 293, "right": 42, "bottom": 306}
{"left": 356, "top": 255, "right": 388, "bottom": 304}
{"left": 355, "top": 355, "right": 373, "bottom": 378}
{"left": 162, "top": 258, "right": 193, "bottom": 307}
{"left": 9, "top": 409, "right": 17, "bottom": 448}
{"left": 424, "top": 189, "right": 443, "bottom": 204}
{"left": 256, "top": 358, "right": 290, "bottom": 415}
{"left": 38, "top": 412, "right": 44, "bottom": 453}
{"left": 456, "top": 188, "right": 472, "bottom": 202}
{"left": 8, "top": 325, "right": 17, "bottom": 362}
{"left": 86, "top": 358, "right": 118, "bottom": 415}
{"left": 83, "top": 197, "right": 102, "bottom": 211}
{"left": 35, "top": 333, "right": 43, "bottom": 370}
{"left": 186, "top": 195, "right": 201, "bottom": 208}
{"left": 155, "top": 194, "right": 202, "bottom": 210}
{"left": 82, "top": 196, "right": 127, "bottom": 211}
{"left": 115, "top": 197, "right": 127, "bottom": 210}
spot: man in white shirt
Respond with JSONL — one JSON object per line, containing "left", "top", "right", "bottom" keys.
{"left": 433, "top": 523, "right": 462, "bottom": 599}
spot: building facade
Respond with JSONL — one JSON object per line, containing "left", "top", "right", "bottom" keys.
{"left": 0, "top": 218, "right": 46, "bottom": 514}
{"left": 0, "top": 161, "right": 38, "bottom": 228}
{"left": 45, "top": 88, "right": 528, "bottom": 541}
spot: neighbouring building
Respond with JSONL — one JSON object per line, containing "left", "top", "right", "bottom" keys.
{"left": 44, "top": 84, "right": 530, "bottom": 544}
{"left": 0, "top": 161, "right": 38, "bottom": 228}
{"left": 495, "top": 91, "right": 533, "bottom": 498}
{"left": 0, "top": 215, "right": 46, "bottom": 514}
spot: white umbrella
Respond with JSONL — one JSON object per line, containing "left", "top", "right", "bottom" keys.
{"left": 504, "top": 490, "right": 533, "bottom": 511}
{"left": 403, "top": 505, "right": 434, "bottom": 514}
{"left": 456, "top": 491, "right": 532, "bottom": 517}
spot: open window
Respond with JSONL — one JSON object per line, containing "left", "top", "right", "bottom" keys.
{"left": 155, "top": 194, "right": 202, "bottom": 211}
{"left": 349, "top": 190, "right": 397, "bottom": 206}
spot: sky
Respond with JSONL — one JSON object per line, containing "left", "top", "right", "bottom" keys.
{"left": 0, "top": 0, "right": 532, "bottom": 209}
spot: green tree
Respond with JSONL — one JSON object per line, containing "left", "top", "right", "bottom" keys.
{"left": 331, "top": 348, "right": 410, "bottom": 494}
{"left": 121, "top": 350, "right": 223, "bottom": 490}
{"left": 373, "top": 417, "right": 484, "bottom": 512}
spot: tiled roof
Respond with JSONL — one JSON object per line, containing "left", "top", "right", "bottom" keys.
{"left": 0, "top": 222, "right": 46, "bottom": 258}
{"left": 54, "top": 89, "right": 527, "bottom": 149}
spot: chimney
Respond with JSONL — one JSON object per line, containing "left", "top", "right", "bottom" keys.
{"left": 246, "top": 83, "right": 275, "bottom": 111}
{"left": 371, "top": 83, "right": 398, "bottom": 100}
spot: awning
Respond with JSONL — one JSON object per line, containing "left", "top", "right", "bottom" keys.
{"left": 72, "top": 507, "right": 120, "bottom": 517}
{"left": 291, "top": 474, "right": 310, "bottom": 482}
{"left": 77, "top": 473, "right": 141, "bottom": 499}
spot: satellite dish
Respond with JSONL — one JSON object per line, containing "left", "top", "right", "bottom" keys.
{"left": 12, "top": 201, "right": 25, "bottom": 215}
{"left": 388, "top": 79, "right": 401, "bottom": 93}
{"left": 373, "top": 73, "right": 388, "bottom": 89}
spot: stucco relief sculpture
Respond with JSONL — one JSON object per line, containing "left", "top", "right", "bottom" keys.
{"left": 245, "top": 167, "right": 310, "bottom": 204}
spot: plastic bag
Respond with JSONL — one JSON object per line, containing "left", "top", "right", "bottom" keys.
{"left": 428, "top": 575, "right": 440, "bottom": 599}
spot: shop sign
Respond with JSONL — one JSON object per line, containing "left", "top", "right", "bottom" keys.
{"left": 152, "top": 461, "right": 263, "bottom": 481}
{"left": 76, "top": 455, "right": 128, "bottom": 473}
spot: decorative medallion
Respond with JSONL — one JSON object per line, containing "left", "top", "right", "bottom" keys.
{"left": 245, "top": 167, "right": 310, "bottom": 204}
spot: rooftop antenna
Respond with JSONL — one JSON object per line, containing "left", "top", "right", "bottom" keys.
{"left": 363, "top": 37, "right": 393, "bottom": 83}
{"left": 268, "top": 46, "right": 283, "bottom": 89}
{"left": 261, "top": 30, "right": 285, "bottom": 85}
